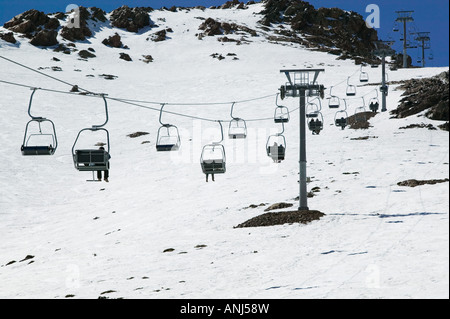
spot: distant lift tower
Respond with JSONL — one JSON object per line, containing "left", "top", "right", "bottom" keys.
{"left": 279, "top": 69, "right": 324, "bottom": 211}
{"left": 373, "top": 41, "right": 395, "bottom": 112}
{"left": 395, "top": 10, "right": 414, "bottom": 68}
{"left": 415, "top": 32, "right": 431, "bottom": 67}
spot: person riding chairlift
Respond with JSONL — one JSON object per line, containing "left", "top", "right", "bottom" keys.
{"left": 97, "top": 146, "right": 111, "bottom": 182}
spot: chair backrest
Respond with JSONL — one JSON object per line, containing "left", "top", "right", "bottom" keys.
{"left": 74, "top": 149, "right": 109, "bottom": 171}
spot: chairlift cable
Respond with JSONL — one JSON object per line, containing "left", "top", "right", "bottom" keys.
{"left": 0, "top": 55, "right": 96, "bottom": 95}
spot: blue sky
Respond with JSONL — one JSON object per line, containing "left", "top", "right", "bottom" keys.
{"left": 0, "top": 0, "right": 448, "bottom": 67}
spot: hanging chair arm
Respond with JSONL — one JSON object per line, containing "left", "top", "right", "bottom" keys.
{"left": 92, "top": 94, "right": 109, "bottom": 129}
{"left": 277, "top": 122, "right": 285, "bottom": 135}
{"left": 214, "top": 120, "right": 224, "bottom": 144}
{"left": 329, "top": 86, "right": 334, "bottom": 98}
{"left": 158, "top": 103, "right": 167, "bottom": 126}
{"left": 275, "top": 93, "right": 283, "bottom": 107}
{"left": 230, "top": 102, "right": 239, "bottom": 120}
{"left": 27, "top": 88, "right": 44, "bottom": 120}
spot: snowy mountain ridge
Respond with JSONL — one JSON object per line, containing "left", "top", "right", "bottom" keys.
{"left": 0, "top": 1, "right": 448, "bottom": 299}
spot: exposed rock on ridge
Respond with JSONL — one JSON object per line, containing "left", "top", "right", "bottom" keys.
{"left": 391, "top": 71, "right": 449, "bottom": 129}
{"left": 110, "top": 6, "right": 153, "bottom": 32}
{"left": 258, "top": 0, "right": 380, "bottom": 64}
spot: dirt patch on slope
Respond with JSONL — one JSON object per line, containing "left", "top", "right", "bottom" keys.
{"left": 235, "top": 210, "right": 325, "bottom": 228}
{"left": 397, "top": 178, "right": 449, "bottom": 187}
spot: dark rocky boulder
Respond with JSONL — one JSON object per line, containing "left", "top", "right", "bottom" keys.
{"left": 29, "top": 29, "right": 58, "bottom": 46}
{"left": 141, "top": 55, "right": 154, "bottom": 63}
{"left": 119, "top": 52, "right": 132, "bottom": 61}
{"left": 150, "top": 29, "right": 168, "bottom": 42}
{"left": 60, "top": 7, "right": 93, "bottom": 42}
{"left": 199, "top": 18, "right": 223, "bottom": 36}
{"left": 90, "top": 7, "right": 107, "bottom": 22}
{"left": 110, "top": 6, "right": 153, "bottom": 32}
{"left": 221, "top": 0, "right": 247, "bottom": 9}
{"left": 102, "top": 33, "right": 123, "bottom": 47}
{"left": 3, "top": 9, "right": 49, "bottom": 32}
{"left": 53, "top": 43, "right": 74, "bottom": 54}
{"left": 44, "top": 17, "right": 60, "bottom": 30}
{"left": 7, "top": 19, "right": 36, "bottom": 34}
{"left": 0, "top": 32, "right": 17, "bottom": 44}
{"left": 78, "top": 49, "right": 96, "bottom": 59}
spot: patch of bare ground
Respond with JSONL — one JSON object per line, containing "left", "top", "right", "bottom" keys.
{"left": 397, "top": 178, "right": 449, "bottom": 187}
{"left": 235, "top": 210, "right": 325, "bottom": 228}
{"left": 347, "top": 111, "right": 378, "bottom": 129}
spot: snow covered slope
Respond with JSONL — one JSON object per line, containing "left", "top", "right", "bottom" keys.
{"left": 0, "top": 2, "right": 448, "bottom": 299}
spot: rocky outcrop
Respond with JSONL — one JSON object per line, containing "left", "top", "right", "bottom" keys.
{"left": 149, "top": 28, "right": 173, "bottom": 42}
{"left": 198, "top": 17, "right": 257, "bottom": 38}
{"left": 3, "top": 9, "right": 50, "bottom": 33}
{"left": 110, "top": 6, "right": 153, "bottom": 32}
{"left": 220, "top": 0, "right": 248, "bottom": 9}
{"left": 102, "top": 33, "right": 123, "bottom": 48}
{"left": 0, "top": 32, "right": 16, "bottom": 44}
{"left": 119, "top": 52, "right": 132, "bottom": 61}
{"left": 60, "top": 7, "right": 94, "bottom": 42}
{"left": 391, "top": 71, "right": 449, "bottom": 128}
{"left": 3, "top": 7, "right": 107, "bottom": 45}
{"left": 3, "top": 9, "right": 59, "bottom": 46}
{"left": 140, "top": 55, "right": 154, "bottom": 63}
{"left": 209, "top": 0, "right": 254, "bottom": 9}
{"left": 258, "top": 0, "right": 379, "bottom": 64}
{"left": 78, "top": 49, "right": 96, "bottom": 59}
{"left": 29, "top": 29, "right": 58, "bottom": 46}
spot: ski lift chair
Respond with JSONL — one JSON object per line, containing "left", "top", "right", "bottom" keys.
{"left": 274, "top": 93, "right": 290, "bottom": 123}
{"left": 308, "top": 113, "right": 324, "bottom": 135}
{"left": 72, "top": 128, "right": 110, "bottom": 172}
{"left": 21, "top": 119, "right": 57, "bottom": 155}
{"left": 228, "top": 102, "right": 247, "bottom": 139}
{"left": 369, "top": 91, "right": 380, "bottom": 113}
{"left": 266, "top": 122, "right": 286, "bottom": 162}
{"left": 156, "top": 104, "right": 181, "bottom": 151}
{"left": 201, "top": 121, "right": 226, "bottom": 175}
{"left": 266, "top": 134, "right": 286, "bottom": 162}
{"left": 328, "top": 87, "right": 340, "bottom": 109}
{"left": 346, "top": 76, "right": 357, "bottom": 96}
{"left": 200, "top": 144, "right": 226, "bottom": 175}
{"left": 334, "top": 100, "right": 348, "bottom": 130}
{"left": 274, "top": 106, "right": 290, "bottom": 123}
{"left": 360, "top": 71, "right": 369, "bottom": 83}
{"left": 335, "top": 111, "right": 348, "bottom": 130}
{"left": 156, "top": 125, "right": 181, "bottom": 151}
{"left": 228, "top": 118, "right": 247, "bottom": 139}
{"left": 306, "top": 101, "right": 320, "bottom": 119}
{"left": 72, "top": 94, "right": 111, "bottom": 181}
{"left": 21, "top": 88, "right": 58, "bottom": 156}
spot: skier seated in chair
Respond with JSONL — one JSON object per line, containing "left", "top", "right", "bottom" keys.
{"left": 97, "top": 146, "right": 111, "bottom": 182}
